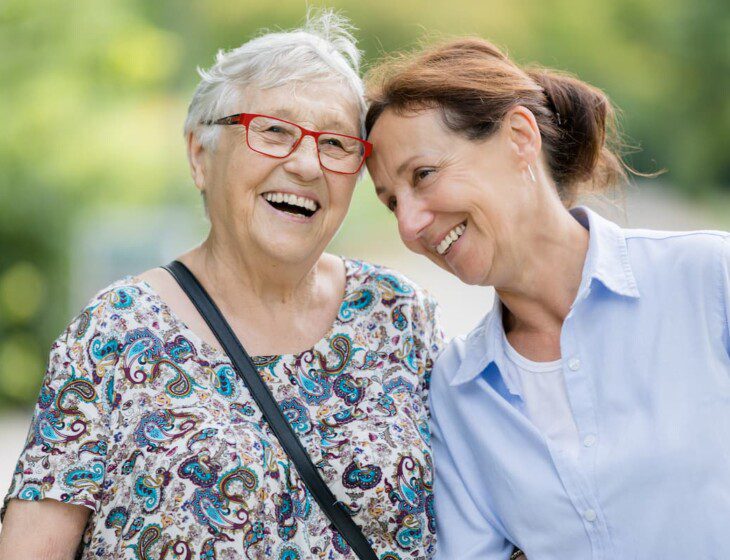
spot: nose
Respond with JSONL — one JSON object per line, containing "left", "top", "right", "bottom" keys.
{"left": 395, "top": 192, "right": 434, "bottom": 244}
{"left": 283, "top": 135, "right": 323, "bottom": 182}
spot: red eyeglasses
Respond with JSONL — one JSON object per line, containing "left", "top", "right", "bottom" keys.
{"left": 204, "top": 113, "right": 372, "bottom": 175}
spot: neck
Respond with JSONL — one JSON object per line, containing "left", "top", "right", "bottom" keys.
{"left": 496, "top": 205, "right": 589, "bottom": 335}
{"left": 182, "top": 227, "right": 324, "bottom": 311}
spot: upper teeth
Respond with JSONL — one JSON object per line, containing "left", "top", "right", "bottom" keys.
{"left": 437, "top": 223, "right": 466, "bottom": 255}
{"left": 263, "top": 192, "right": 318, "bottom": 212}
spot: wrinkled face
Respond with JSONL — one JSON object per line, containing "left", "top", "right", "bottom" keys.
{"left": 194, "top": 82, "right": 362, "bottom": 265}
{"left": 366, "top": 107, "right": 533, "bottom": 286}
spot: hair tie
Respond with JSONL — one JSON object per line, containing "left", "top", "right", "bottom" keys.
{"left": 543, "top": 88, "right": 562, "bottom": 126}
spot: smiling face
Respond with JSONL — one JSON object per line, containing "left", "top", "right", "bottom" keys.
{"left": 367, "top": 107, "right": 539, "bottom": 287}
{"left": 189, "top": 81, "right": 361, "bottom": 266}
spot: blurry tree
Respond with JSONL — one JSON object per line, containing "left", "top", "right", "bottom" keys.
{"left": 0, "top": 0, "right": 727, "bottom": 407}
{"left": 0, "top": 0, "right": 191, "bottom": 408}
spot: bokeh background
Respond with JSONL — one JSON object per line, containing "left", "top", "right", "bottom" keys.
{"left": 0, "top": 0, "right": 728, "bottom": 502}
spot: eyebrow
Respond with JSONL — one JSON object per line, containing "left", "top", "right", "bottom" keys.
{"left": 261, "top": 108, "right": 357, "bottom": 136}
{"left": 396, "top": 154, "right": 423, "bottom": 177}
{"left": 374, "top": 153, "right": 427, "bottom": 196}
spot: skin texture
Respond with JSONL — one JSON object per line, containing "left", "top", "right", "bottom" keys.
{"left": 0, "top": 499, "right": 90, "bottom": 560}
{"left": 367, "top": 106, "right": 589, "bottom": 362}
{"left": 0, "top": 80, "right": 362, "bottom": 557}
{"left": 141, "top": 81, "right": 361, "bottom": 358}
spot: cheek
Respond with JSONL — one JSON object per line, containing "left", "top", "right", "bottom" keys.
{"left": 215, "top": 158, "right": 250, "bottom": 192}
{"left": 328, "top": 177, "right": 357, "bottom": 209}
{"left": 423, "top": 174, "right": 475, "bottom": 213}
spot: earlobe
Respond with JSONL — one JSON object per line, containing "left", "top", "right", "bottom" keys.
{"left": 187, "top": 132, "right": 207, "bottom": 192}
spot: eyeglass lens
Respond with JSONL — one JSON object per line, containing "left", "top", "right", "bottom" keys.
{"left": 246, "top": 116, "right": 365, "bottom": 174}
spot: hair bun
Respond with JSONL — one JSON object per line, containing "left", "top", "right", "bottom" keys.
{"left": 527, "top": 68, "right": 624, "bottom": 195}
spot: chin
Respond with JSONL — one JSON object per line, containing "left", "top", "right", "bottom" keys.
{"left": 443, "top": 252, "right": 494, "bottom": 286}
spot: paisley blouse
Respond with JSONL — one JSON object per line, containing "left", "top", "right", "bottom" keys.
{"left": 2, "top": 258, "right": 444, "bottom": 560}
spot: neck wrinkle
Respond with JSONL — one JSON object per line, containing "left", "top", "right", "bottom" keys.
{"left": 497, "top": 207, "right": 589, "bottom": 335}
{"left": 189, "top": 227, "right": 323, "bottom": 312}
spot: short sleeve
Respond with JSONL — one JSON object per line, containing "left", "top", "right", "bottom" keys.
{"left": 1, "top": 306, "right": 112, "bottom": 520}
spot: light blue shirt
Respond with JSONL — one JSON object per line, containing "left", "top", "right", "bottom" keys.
{"left": 431, "top": 207, "right": 730, "bottom": 559}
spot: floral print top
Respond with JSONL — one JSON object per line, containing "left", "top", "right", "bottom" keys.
{"left": 2, "top": 258, "right": 445, "bottom": 560}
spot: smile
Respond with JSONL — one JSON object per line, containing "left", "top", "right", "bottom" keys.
{"left": 262, "top": 191, "right": 320, "bottom": 218}
{"left": 436, "top": 222, "right": 466, "bottom": 255}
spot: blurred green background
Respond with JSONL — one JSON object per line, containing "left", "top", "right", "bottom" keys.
{"left": 0, "top": 0, "right": 728, "bottom": 409}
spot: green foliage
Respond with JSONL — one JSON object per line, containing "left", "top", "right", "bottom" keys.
{"left": 0, "top": 0, "right": 727, "bottom": 407}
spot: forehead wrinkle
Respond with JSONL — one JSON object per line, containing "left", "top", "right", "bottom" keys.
{"left": 238, "top": 80, "right": 361, "bottom": 134}
{"left": 253, "top": 106, "right": 357, "bottom": 137}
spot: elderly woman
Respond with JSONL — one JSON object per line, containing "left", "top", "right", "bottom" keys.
{"left": 0, "top": 13, "right": 443, "bottom": 560}
{"left": 365, "top": 38, "right": 730, "bottom": 559}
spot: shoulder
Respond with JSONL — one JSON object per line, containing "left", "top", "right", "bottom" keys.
{"left": 624, "top": 227, "right": 729, "bottom": 261}
{"left": 623, "top": 227, "right": 729, "bottom": 281}
{"left": 344, "top": 257, "right": 428, "bottom": 295}
{"left": 341, "top": 257, "right": 444, "bottom": 352}
{"left": 431, "top": 319, "right": 487, "bottom": 389}
{"left": 34, "top": 276, "right": 153, "bottom": 421}
{"left": 343, "top": 257, "right": 438, "bottom": 310}
{"left": 58, "top": 276, "right": 154, "bottom": 348}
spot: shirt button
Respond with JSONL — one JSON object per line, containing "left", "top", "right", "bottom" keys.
{"left": 583, "top": 509, "right": 597, "bottom": 522}
{"left": 583, "top": 434, "right": 596, "bottom": 447}
{"left": 568, "top": 357, "right": 581, "bottom": 371}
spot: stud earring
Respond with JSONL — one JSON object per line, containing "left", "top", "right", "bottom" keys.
{"left": 527, "top": 164, "right": 537, "bottom": 183}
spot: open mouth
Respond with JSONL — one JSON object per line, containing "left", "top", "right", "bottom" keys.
{"left": 262, "top": 192, "right": 320, "bottom": 218}
{"left": 437, "top": 221, "right": 466, "bottom": 255}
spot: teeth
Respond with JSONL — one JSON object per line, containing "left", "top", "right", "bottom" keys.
{"left": 437, "top": 223, "right": 466, "bottom": 255}
{"left": 263, "top": 192, "right": 318, "bottom": 212}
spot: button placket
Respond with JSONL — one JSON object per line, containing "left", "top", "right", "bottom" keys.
{"left": 559, "top": 314, "right": 611, "bottom": 557}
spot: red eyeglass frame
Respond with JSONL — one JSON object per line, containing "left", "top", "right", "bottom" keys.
{"left": 204, "top": 112, "right": 373, "bottom": 175}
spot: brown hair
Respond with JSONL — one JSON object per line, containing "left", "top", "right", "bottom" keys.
{"left": 365, "top": 38, "right": 631, "bottom": 205}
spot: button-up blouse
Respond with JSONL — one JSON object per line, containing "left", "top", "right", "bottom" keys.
{"left": 431, "top": 207, "right": 730, "bottom": 559}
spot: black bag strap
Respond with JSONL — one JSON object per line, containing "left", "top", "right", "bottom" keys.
{"left": 163, "top": 260, "right": 378, "bottom": 560}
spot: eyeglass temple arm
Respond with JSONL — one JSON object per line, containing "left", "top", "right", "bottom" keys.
{"left": 201, "top": 115, "right": 241, "bottom": 126}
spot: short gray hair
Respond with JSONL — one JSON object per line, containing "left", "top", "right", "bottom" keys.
{"left": 184, "top": 9, "right": 365, "bottom": 150}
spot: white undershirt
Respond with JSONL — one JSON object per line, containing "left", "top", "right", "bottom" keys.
{"left": 501, "top": 333, "right": 581, "bottom": 461}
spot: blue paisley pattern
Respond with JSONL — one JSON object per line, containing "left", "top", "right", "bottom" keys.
{"left": 2, "top": 258, "right": 444, "bottom": 559}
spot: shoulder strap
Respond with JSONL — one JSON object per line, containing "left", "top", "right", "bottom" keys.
{"left": 163, "top": 261, "right": 378, "bottom": 560}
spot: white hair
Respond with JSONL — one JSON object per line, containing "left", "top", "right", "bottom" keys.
{"left": 184, "top": 9, "right": 365, "bottom": 150}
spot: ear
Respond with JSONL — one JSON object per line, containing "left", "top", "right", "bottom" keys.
{"left": 504, "top": 106, "right": 542, "bottom": 164}
{"left": 186, "top": 131, "right": 207, "bottom": 193}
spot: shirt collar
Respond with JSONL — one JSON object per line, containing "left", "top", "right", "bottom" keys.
{"left": 449, "top": 206, "right": 639, "bottom": 387}
{"left": 570, "top": 206, "right": 640, "bottom": 300}
{"left": 450, "top": 301, "right": 506, "bottom": 386}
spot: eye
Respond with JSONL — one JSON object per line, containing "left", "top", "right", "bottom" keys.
{"left": 324, "top": 137, "right": 345, "bottom": 148}
{"left": 413, "top": 168, "right": 435, "bottom": 184}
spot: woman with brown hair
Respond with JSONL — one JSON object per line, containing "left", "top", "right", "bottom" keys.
{"left": 365, "top": 39, "right": 730, "bottom": 559}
